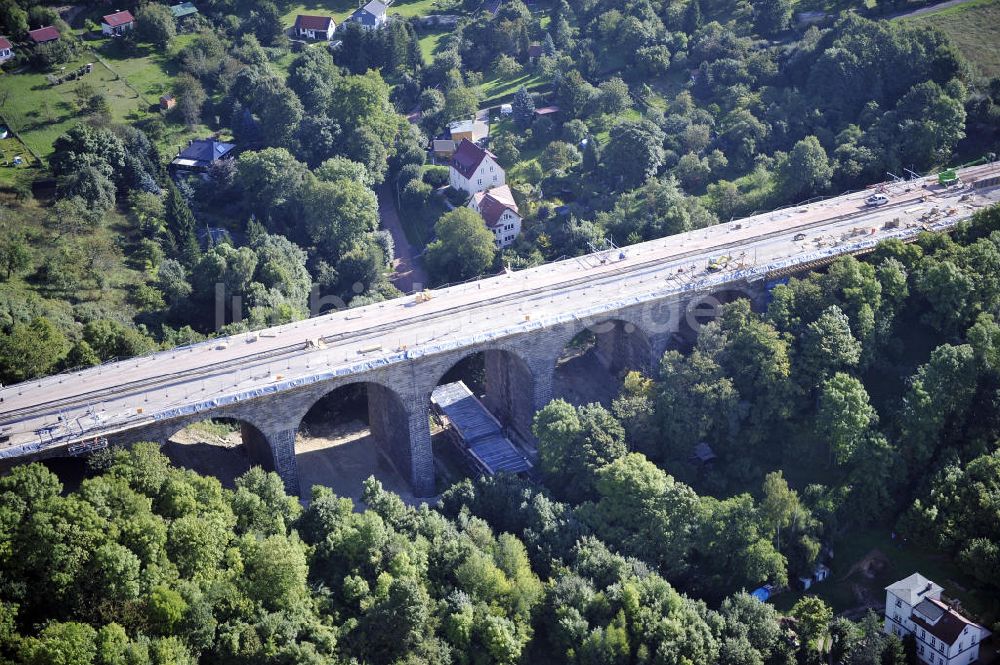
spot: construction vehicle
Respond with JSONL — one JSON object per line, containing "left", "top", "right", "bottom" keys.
{"left": 938, "top": 169, "right": 959, "bottom": 187}
{"left": 415, "top": 290, "right": 434, "bottom": 304}
{"left": 707, "top": 255, "right": 730, "bottom": 272}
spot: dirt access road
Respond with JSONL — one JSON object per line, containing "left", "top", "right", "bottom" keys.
{"left": 377, "top": 183, "right": 429, "bottom": 294}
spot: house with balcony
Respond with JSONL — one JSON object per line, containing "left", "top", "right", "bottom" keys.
{"left": 883, "top": 573, "right": 990, "bottom": 665}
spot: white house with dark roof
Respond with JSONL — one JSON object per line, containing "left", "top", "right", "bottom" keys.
{"left": 469, "top": 184, "right": 520, "bottom": 248}
{"left": 883, "top": 573, "right": 990, "bottom": 665}
{"left": 293, "top": 14, "right": 336, "bottom": 40}
{"left": 449, "top": 139, "right": 504, "bottom": 195}
{"left": 348, "top": 0, "right": 388, "bottom": 30}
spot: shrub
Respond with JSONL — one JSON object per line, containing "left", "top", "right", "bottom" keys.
{"left": 423, "top": 166, "right": 449, "bottom": 188}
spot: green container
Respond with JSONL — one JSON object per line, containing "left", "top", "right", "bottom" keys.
{"left": 938, "top": 169, "right": 958, "bottom": 186}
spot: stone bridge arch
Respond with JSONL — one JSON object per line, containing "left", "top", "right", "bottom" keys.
{"left": 98, "top": 408, "right": 282, "bottom": 488}
{"left": 556, "top": 312, "right": 656, "bottom": 376}
{"left": 676, "top": 283, "right": 765, "bottom": 345}
{"left": 421, "top": 344, "right": 541, "bottom": 444}
{"left": 291, "top": 377, "right": 420, "bottom": 498}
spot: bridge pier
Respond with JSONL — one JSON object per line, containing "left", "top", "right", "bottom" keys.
{"left": 367, "top": 384, "right": 435, "bottom": 498}
{"left": 404, "top": 401, "right": 435, "bottom": 497}
{"left": 532, "top": 361, "right": 555, "bottom": 417}
{"left": 592, "top": 320, "right": 654, "bottom": 375}
{"left": 265, "top": 428, "right": 299, "bottom": 495}
{"left": 483, "top": 349, "right": 539, "bottom": 443}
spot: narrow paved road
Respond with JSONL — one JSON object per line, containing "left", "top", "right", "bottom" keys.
{"left": 377, "top": 183, "right": 429, "bottom": 294}
{"left": 890, "top": 0, "right": 983, "bottom": 19}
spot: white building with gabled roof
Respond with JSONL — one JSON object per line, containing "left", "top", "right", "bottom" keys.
{"left": 883, "top": 573, "right": 990, "bottom": 665}
{"left": 449, "top": 139, "right": 504, "bottom": 195}
{"left": 469, "top": 184, "right": 520, "bottom": 248}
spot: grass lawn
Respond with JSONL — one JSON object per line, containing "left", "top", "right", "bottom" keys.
{"left": 0, "top": 136, "right": 40, "bottom": 187}
{"left": 479, "top": 69, "right": 547, "bottom": 106}
{"left": 0, "top": 34, "right": 210, "bottom": 162}
{"left": 94, "top": 33, "right": 199, "bottom": 102}
{"left": 281, "top": 0, "right": 357, "bottom": 27}
{"left": 0, "top": 54, "right": 143, "bottom": 159}
{"left": 94, "top": 35, "right": 214, "bottom": 155}
{"left": 388, "top": 0, "right": 461, "bottom": 17}
{"left": 901, "top": 0, "right": 1000, "bottom": 78}
{"left": 417, "top": 26, "right": 450, "bottom": 64}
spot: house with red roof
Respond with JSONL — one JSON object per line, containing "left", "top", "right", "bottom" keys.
{"left": 469, "top": 184, "right": 521, "bottom": 248}
{"left": 448, "top": 139, "right": 505, "bottom": 195}
{"left": 101, "top": 10, "right": 136, "bottom": 37}
{"left": 883, "top": 573, "right": 990, "bottom": 665}
{"left": 0, "top": 37, "right": 13, "bottom": 63}
{"left": 27, "top": 26, "right": 60, "bottom": 44}
{"left": 293, "top": 15, "right": 336, "bottom": 40}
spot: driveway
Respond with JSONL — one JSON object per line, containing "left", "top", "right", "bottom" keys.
{"left": 377, "top": 183, "right": 429, "bottom": 294}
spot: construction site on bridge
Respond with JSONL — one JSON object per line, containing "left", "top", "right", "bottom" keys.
{"left": 1, "top": 161, "right": 999, "bottom": 478}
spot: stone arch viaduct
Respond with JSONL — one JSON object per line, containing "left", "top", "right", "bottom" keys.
{"left": 1, "top": 162, "right": 998, "bottom": 497}
{"left": 13, "top": 291, "right": 722, "bottom": 498}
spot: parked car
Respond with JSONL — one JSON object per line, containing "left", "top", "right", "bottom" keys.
{"left": 865, "top": 194, "right": 889, "bottom": 207}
